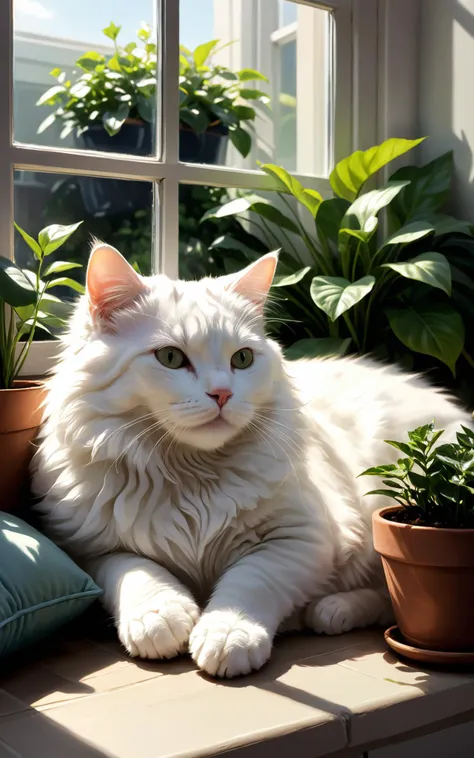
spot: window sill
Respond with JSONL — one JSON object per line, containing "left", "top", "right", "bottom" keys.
{"left": 16, "top": 340, "right": 62, "bottom": 379}
{"left": 0, "top": 627, "right": 473, "bottom": 757}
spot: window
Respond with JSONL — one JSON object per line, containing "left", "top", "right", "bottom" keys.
{"left": 3, "top": 0, "right": 358, "bottom": 375}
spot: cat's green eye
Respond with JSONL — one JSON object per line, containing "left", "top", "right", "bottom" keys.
{"left": 155, "top": 347, "right": 188, "bottom": 369}
{"left": 231, "top": 348, "right": 254, "bottom": 370}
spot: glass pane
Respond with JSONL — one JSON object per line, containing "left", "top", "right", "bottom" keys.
{"left": 179, "top": 0, "right": 331, "bottom": 175}
{"left": 14, "top": 171, "right": 154, "bottom": 289}
{"left": 178, "top": 184, "right": 261, "bottom": 280}
{"left": 13, "top": 0, "right": 158, "bottom": 156}
{"left": 280, "top": 0, "right": 298, "bottom": 27}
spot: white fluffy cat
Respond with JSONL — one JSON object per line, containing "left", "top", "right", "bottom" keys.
{"left": 32, "top": 243, "right": 471, "bottom": 678}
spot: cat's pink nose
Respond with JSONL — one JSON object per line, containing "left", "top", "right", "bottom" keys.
{"left": 207, "top": 389, "right": 233, "bottom": 408}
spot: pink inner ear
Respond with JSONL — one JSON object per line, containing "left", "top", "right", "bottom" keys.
{"left": 87, "top": 244, "right": 145, "bottom": 321}
{"left": 228, "top": 252, "right": 278, "bottom": 308}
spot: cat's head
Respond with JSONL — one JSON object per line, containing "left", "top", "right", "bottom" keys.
{"left": 78, "top": 243, "right": 283, "bottom": 452}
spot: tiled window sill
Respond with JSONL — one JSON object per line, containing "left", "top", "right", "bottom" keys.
{"left": 0, "top": 627, "right": 473, "bottom": 757}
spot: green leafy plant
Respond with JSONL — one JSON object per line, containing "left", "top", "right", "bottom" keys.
{"left": 179, "top": 39, "right": 269, "bottom": 157}
{"left": 203, "top": 138, "right": 474, "bottom": 384}
{"left": 37, "top": 26, "right": 269, "bottom": 156}
{"left": 37, "top": 22, "right": 157, "bottom": 138}
{"left": 0, "top": 222, "right": 83, "bottom": 389}
{"left": 359, "top": 421, "right": 474, "bottom": 529}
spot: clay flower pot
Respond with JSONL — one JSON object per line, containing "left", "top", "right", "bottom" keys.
{"left": 373, "top": 505, "right": 474, "bottom": 652}
{"left": 0, "top": 380, "right": 46, "bottom": 510}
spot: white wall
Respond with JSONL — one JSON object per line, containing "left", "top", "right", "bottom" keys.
{"left": 419, "top": 0, "right": 474, "bottom": 220}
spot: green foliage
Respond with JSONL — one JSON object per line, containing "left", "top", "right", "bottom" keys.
{"left": 0, "top": 222, "right": 83, "bottom": 389}
{"left": 37, "top": 26, "right": 269, "bottom": 155}
{"left": 359, "top": 422, "right": 474, "bottom": 529}
{"left": 203, "top": 138, "right": 474, "bottom": 395}
{"left": 179, "top": 40, "right": 269, "bottom": 156}
{"left": 37, "top": 23, "right": 157, "bottom": 138}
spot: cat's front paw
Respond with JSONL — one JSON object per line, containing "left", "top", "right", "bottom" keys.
{"left": 118, "top": 595, "right": 200, "bottom": 659}
{"left": 306, "top": 594, "right": 356, "bottom": 635}
{"left": 189, "top": 610, "right": 272, "bottom": 678}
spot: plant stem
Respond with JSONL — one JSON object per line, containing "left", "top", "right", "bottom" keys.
{"left": 351, "top": 241, "right": 361, "bottom": 282}
{"left": 343, "top": 312, "right": 360, "bottom": 350}
{"left": 462, "top": 349, "right": 474, "bottom": 369}
{"left": 279, "top": 194, "right": 333, "bottom": 274}
{"left": 12, "top": 256, "right": 44, "bottom": 381}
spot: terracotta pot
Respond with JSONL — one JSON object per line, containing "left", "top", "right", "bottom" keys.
{"left": 0, "top": 380, "right": 46, "bottom": 510}
{"left": 373, "top": 505, "right": 474, "bottom": 652}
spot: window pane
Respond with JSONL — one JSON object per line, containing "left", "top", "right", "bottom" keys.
{"left": 280, "top": 0, "right": 297, "bottom": 27}
{"left": 179, "top": 0, "right": 331, "bottom": 176}
{"left": 14, "top": 171, "right": 154, "bottom": 286}
{"left": 178, "top": 183, "right": 273, "bottom": 282}
{"left": 13, "top": 0, "right": 158, "bottom": 156}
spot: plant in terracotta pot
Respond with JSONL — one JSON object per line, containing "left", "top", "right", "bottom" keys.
{"left": 361, "top": 421, "right": 474, "bottom": 658}
{"left": 0, "top": 221, "right": 83, "bottom": 507}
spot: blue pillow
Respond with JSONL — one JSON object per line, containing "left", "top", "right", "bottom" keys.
{"left": 0, "top": 511, "right": 102, "bottom": 656}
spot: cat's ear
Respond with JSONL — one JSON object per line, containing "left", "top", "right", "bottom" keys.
{"left": 223, "top": 251, "right": 278, "bottom": 309}
{"left": 87, "top": 242, "right": 146, "bottom": 325}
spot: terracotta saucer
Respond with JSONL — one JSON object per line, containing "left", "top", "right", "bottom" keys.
{"left": 384, "top": 625, "right": 474, "bottom": 665}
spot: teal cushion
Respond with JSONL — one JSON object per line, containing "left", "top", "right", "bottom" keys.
{"left": 0, "top": 512, "right": 102, "bottom": 657}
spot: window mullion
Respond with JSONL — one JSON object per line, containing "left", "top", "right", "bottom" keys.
{"left": 0, "top": 0, "right": 13, "bottom": 261}
{"left": 159, "top": 0, "right": 180, "bottom": 276}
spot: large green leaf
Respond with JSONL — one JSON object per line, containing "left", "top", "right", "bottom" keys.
{"left": 341, "top": 181, "right": 409, "bottom": 234}
{"left": 14, "top": 222, "right": 42, "bottom": 260}
{"left": 272, "top": 267, "right": 311, "bottom": 287}
{"left": 383, "top": 252, "right": 452, "bottom": 295}
{"left": 285, "top": 337, "right": 351, "bottom": 360}
{"left": 202, "top": 197, "right": 251, "bottom": 221}
{"left": 310, "top": 275, "right": 375, "bottom": 321}
{"left": 228, "top": 126, "right": 251, "bottom": 157}
{"left": 193, "top": 39, "right": 219, "bottom": 67}
{"left": 46, "top": 277, "right": 85, "bottom": 294}
{"left": 180, "top": 106, "right": 209, "bottom": 134}
{"left": 389, "top": 151, "right": 453, "bottom": 225}
{"left": 103, "top": 104, "right": 130, "bottom": 136}
{"left": 0, "top": 257, "right": 37, "bottom": 307}
{"left": 43, "top": 260, "right": 82, "bottom": 276}
{"left": 76, "top": 52, "right": 106, "bottom": 71}
{"left": 433, "top": 215, "right": 474, "bottom": 237}
{"left": 250, "top": 202, "right": 299, "bottom": 233}
{"left": 36, "top": 85, "right": 66, "bottom": 106}
{"left": 38, "top": 221, "right": 83, "bottom": 256}
{"left": 380, "top": 220, "right": 434, "bottom": 249}
{"left": 316, "top": 198, "right": 351, "bottom": 245}
{"left": 202, "top": 195, "right": 298, "bottom": 233}
{"left": 260, "top": 164, "right": 322, "bottom": 217}
{"left": 386, "top": 304, "right": 464, "bottom": 373}
{"left": 102, "top": 22, "right": 121, "bottom": 41}
{"left": 329, "top": 137, "right": 425, "bottom": 202}
{"left": 238, "top": 69, "right": 268, "bottom": 82}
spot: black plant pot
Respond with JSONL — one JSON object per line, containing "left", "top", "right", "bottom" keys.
{"left": 75, "top": 120, "right": 153, "bottom": 216}
{"left": 179, "top": 123, "right": 228, "bottom": 165}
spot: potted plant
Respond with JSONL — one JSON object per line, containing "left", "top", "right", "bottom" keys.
{"left": 0, "top": 221, "right": 83, "bottom": 508}
{"left": 178, "top": 39, "right": 269, "bottom": 163}
{"left": 361, "top": 421, "right": 474, "bottom": 658}
{"left": 37, "top": 25, "right": 269, "bottom": 215}
{"left": 36, "top": 22, "right": 156, "bottom": 216}
{"left": 203, "top": 137, "right": 474, "bottom": 407}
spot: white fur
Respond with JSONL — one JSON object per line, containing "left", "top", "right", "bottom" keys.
{"left": 32, "top": 246, "right": 472, "bottom": 677}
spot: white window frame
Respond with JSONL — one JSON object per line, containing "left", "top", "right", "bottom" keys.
{"left": 1, "top": 0, "right": 415, "bottom": 376}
